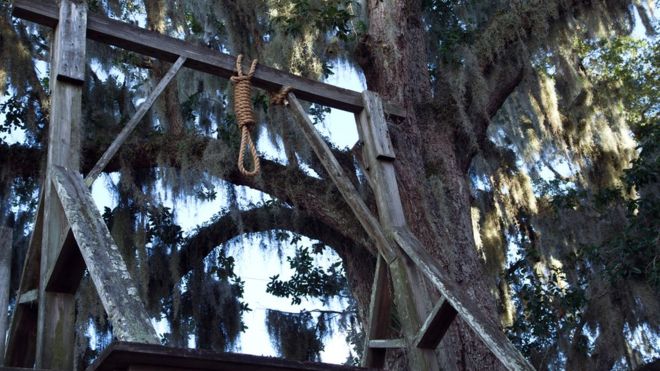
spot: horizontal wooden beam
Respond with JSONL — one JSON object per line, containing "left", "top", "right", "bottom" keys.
{"left": 18, "top": 289, "right": 38, "bottom": 305}
{"left": 368, "top": 339, "right": 405, "bottom": 349}
{"left": 12, "top": 0, "right": 405, "bottom": 118}
{"left": 414, "top": 297, "right": 457, "bottom": 349}
{"left": 51, "top": 166, "right": 159, "bottom": 344}
{"left": 90, "top": 342, "right": 375, "bottom": 371}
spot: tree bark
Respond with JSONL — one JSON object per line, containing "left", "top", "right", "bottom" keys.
{"left": 356, "top": 1, "right": 505, "bottom": 369}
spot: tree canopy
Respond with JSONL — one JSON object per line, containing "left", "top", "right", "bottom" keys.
{"left": 0, "top": 0, "right": 658, "bottom": 370}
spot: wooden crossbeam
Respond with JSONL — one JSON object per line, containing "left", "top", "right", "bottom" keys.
{"left": 12, "top": 0, "right": 405, "bottom": 118}
{"left": 368, "top": 339, "right": 405, "bottom": 349}
{"left": 85, "top": 56, "right": 187, "bottom": 186}
{"left": 18, "top": 289, "right": 38, "bottom": 305}
{"left": 51, "top": 166, "right": 159, "bottom": 344}
{"left": 414, "top": 297, "right": 457, "bottom": 349}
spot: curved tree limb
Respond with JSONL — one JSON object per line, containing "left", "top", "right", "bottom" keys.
{"left": 147, "top": 204, "right": 372, "bottom": 303}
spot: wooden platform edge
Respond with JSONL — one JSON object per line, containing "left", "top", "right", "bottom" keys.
{"left": 88, "top": 342, "right": 377, "bottom": 371}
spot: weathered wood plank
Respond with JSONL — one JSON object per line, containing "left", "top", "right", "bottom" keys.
{"left": 35, "top": 2, "right": 87, "bottom": 368}
{"left": 361, "top": 255, "right": 392, "bottom": 368}
{"left": 42, "top": 294, "right": 75, "bottom": 367}
{"left": 357, "top": 92, "right": 406, "bottom": 229}
{"left": 0, "top": 227, "right": 12, "bottom": 366}
{"left": 414, "top": 297, "right": 457, "bottom": 349}
{"left": 387, "top": 258, "right": 439, "bottom": 371}
{"left": 12, "top": 0, "right": 405, "bottom": 118}
{"left": 287, "top": 93, "right": 396, "bottom": 262}
{"left": 357, "top": 91, "right": 438, "bottom": 371}
{"left": 85, "top": 56, "right": 187, "bottom": 186}
{"left": 90, "top": 342, "right": 376, "bottom": 371}
{"left": 52, "top": 166, "right": 159, "bottom": 344}
{"left": 392, "top": 227, "right": 534, "bottom": 371}
{"left": 52, "top": 0, "right": 86, "bottom": 84}
{"left": 367, "top": 339, "right": 405, "bottom": 349}
{"left": 360, "top": 92, "right": 395, "bottom": 160}
{"left": 18, "top": 290, "right": 38, "bottom": 305}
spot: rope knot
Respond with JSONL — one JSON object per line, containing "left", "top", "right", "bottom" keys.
{"left": 232, "top": 54, "right": 260, "bottom": 177}
{"left": 270, "top": 86, "right": 294, "bottom": 106}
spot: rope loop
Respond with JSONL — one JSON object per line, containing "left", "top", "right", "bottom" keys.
{"left": 231, "top": 54, "right": 260, "bottom": 176}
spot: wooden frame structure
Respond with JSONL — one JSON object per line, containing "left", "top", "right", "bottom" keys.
{"left": 4, "top": 1, "right": 534, "bottom": 370}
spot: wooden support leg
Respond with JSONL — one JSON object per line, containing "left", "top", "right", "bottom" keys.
{"left": 3, "top": 195, "right": 43, "bottom": 367}
{"left": 35, "top": 1, "right": 87, "bottom": 368}
{"left": 392, "top": 228, "right": 534, "bottom": 371}
{"left": 361, "top": 254, "right": 392, "bottom": 368}
{"left": 286, "top": 93, "right": 396, "bottom": 261}
{"left": 356, "top": 92, "right": 439, "bottom": 371}
{"left": 0, "top": 227, "right": 12, "bottom": 366}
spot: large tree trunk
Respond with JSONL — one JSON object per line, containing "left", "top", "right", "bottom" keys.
{"left": 353, "top": 1, "right": 504, "bottom": 369}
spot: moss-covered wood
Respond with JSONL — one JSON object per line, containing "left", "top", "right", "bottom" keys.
{"left": 51, "top": 166, "right": 159, "bottom": 345}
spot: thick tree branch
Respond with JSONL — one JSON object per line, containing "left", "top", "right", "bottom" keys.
{"left": 148, "top": 204, "right": 371, "bottom": 300}
{"left": 5, "top": 129, "right": 371, "bottom": 249}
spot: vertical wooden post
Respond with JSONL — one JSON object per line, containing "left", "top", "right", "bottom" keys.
{"left": 361, "top": 254, "right": 392, "bottom": 368}
{"left": 0, "top": 227, "right": 12, "bottom": 366}
{"left": 35, "top": 1, "right": 87, "bottom": 369}
{"left": 356, "top": 91, "right": 438, "bottom": 371}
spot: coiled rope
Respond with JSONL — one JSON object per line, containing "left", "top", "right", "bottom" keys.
{"left": 231, "top": 54, "right": 294, "bottom": 176}
{"left": 231, "top": 55, "right": 260, "bottom": 176}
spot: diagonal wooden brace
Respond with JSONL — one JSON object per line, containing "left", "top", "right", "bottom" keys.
{"left": 52, "top": 166, "right": 159, "bottom": 344}
{"left": 85, "top": 56, "right": 187, "bottom": 186}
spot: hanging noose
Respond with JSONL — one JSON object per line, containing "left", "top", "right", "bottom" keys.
{"left": 231, "top": 54, "right": 260, "bottom": 176}
{"left": 230, "top": 54, "right": 294, "bottom": 176}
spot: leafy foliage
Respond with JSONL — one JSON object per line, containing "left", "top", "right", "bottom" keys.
{"left": 267, "top": 246, "right": 346, "bottom": 305}
{"left": 506, "top": 251, "right": 587, "bottom": 358}
{"left": 272, "top": 0, "right": 359, "bottom": 41}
